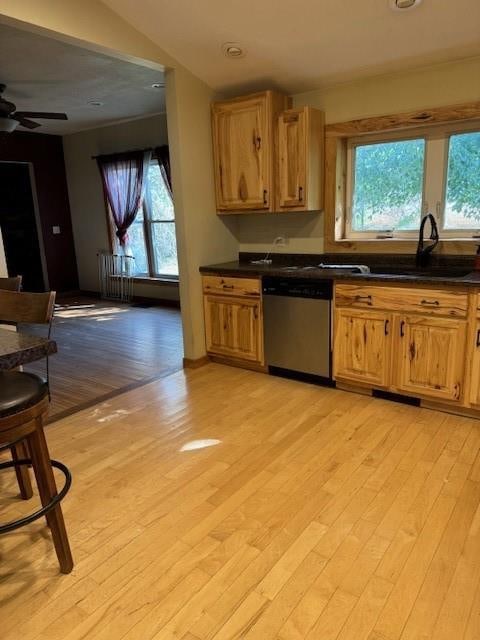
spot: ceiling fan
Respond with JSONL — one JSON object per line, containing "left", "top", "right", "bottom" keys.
{"left": 0, "top": 83, "right": 68, "bottom": 132}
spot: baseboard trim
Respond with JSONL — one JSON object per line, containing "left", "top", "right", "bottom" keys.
{"left": 183, "top": 355, "right": 210, "bottom": 369}
{"left": 78, "top": 290, "right": 180, "bottom": 308}
{"left": 209, "top": 355, "right": 268, "bottom": 373}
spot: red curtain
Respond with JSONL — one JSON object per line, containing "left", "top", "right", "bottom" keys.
{"left": 97, "top": 150, "right": 151, "bottom": 246}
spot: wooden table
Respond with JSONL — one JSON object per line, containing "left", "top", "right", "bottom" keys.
{"left": 0, "top": 328, "right": 57, "bottom": 370}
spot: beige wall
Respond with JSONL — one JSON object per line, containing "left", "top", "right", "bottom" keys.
{"left": 165, "top": 67, "right": 238, "bottom": 359}
{"left": 235, "top": 56, "right": 480, "bottom": 255}
{"left": 0, "top": 228, "right": 7, "bottom": 277}
{"left": 0, "top": 1, "right": 239, "bottom": 359}
{"left": 63, "top": 114, "right": 180, "bottom": 301}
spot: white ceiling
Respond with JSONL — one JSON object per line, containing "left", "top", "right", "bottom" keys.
{"left": 0, "top": 23, "right": 166, "bottom": 135}
{"left": 102, "top": 0, "right": 480, "bottom": 94}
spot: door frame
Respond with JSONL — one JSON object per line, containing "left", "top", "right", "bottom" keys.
{"left": 0, "top": 160, "right": 49, "bottom": 290}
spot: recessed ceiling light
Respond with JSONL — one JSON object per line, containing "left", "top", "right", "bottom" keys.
{"left": 390, "top": 0, "right": 422, "bottom": 10}
{"left": 87, "top": 100, "right": 104, "bottom": 107}
{"left": 222, "top": 42, "right": 246, "bottom": 59}
{"left": 151, "top": 82, "right": 165, "bottom": 89}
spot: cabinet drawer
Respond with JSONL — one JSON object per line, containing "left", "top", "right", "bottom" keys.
{"left": 335, "top": 283, "right": 468, "bottom": 318}
{"left": 202, "top": 275, "right": 261, "bottom": 298}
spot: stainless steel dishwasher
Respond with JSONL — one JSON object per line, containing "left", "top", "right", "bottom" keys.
{"left": 262, "top": 277, "right": 333, "bottom": 383}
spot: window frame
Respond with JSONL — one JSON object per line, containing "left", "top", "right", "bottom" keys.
{"left": 345, "top": 119, "right": 480, "bottom": 240}
{"left": 113, "top": 160, "right": 178, "bottom": 280}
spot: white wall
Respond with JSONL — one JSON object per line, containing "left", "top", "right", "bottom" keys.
{"left": 234, "top": 56, "right": 480, "bottom": 256}
{"left": 63, "top": 113, "right": 179, "bottom": 300}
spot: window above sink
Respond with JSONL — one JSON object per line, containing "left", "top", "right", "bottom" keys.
{"left": 345, "top": 120, "right": 480, "bottom": 241}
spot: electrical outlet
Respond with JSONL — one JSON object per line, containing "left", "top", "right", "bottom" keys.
{"left": 52, "top": 226, "right": 61, "bottom": 235}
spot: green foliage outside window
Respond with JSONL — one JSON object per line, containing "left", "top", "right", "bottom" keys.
{"left": 444, "top": 131, "right": 480, "bottom": 229}
{"left": 352, "top": 139, "right": 425, "bottom": 232}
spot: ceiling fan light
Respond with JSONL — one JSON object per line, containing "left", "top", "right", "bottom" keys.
{"left": 0, "top": 118, "right": 18, "bottom": 133}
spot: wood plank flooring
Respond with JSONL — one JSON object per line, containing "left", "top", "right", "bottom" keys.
{"left": 1, "top": 363, "right": 480, "bottom": 639}
{"left": 23, "top": 296, "right": 183, "bottom": 420}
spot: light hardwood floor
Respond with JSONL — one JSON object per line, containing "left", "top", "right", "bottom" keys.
{"left": 1, "top": 363, "right": 480, "bottom": 639}
{"left": 24, "top": 296, "right": 183, "bottom": 420}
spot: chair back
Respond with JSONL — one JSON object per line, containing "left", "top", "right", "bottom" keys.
{"left": 0, "top": 276, "right": 22, "bottom": 292}
{"left": 0, "top": 290, "right": 56, "bottom": 326}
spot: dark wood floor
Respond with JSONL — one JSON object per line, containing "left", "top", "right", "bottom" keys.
{"left": 24, "top": 296, "right": 183, "bottom": 421}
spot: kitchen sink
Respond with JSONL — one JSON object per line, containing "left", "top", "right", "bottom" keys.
{"left": 368, "top": 267, "right": 473, "bottom": 278}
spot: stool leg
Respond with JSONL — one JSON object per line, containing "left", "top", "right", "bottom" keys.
{"left": 10, "top": 441, "right": 33, "bottom": 500}
{"left": 27, "top": 417, "right": 73, "bottom": 574}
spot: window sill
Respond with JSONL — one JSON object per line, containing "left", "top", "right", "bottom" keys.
{"left": 132, "top": 276, "right": 179, "bottom": 286}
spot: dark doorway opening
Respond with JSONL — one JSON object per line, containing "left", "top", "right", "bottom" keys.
{"left": 0, "top": 162, "right": 46, "bottom": 291}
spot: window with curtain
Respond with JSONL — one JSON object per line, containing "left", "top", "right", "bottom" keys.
{"left": 117, "top": 161, "right": 178, "bottom": 278}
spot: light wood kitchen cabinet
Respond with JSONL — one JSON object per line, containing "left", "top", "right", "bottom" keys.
{"left": 334, "top": 307, "right": 392, "bottom": 388}
{"left": 334, "top": 282, "right": 471, "bottom": 406}
{"left": 202, "top": 275, "right": 264, "bottom": 367}
{"left": 395, "top": 315, "right": 466, "bottom": 402}
{"left": 276, "top": 106, "right": 324, "bottom": 211}
{"left": 204, "top": 295, "right": 263, "bottom": 363}
{"left": 469, "top": 321, "right": 480, "bottom": 406}
{"left": 211, "top": 91, "right": 290, "bottom": 212}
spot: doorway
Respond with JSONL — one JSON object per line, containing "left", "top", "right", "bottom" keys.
{"left": 0, "top": 162, "right": 47, "bottom": 291}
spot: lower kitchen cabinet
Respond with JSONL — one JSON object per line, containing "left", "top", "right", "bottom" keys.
{"left": 334, "top": 307, "right": 392, "bottom": 388}
{"left": 469, "top": 321, "right": 480, "bottom": 407}
{"left": 396, "top": 315, "right": 466, "bottom": 402}
{"left": 334, "top": 283, "right": 471, "bottom": 406}
{"left": 203, "top": 294, "right": 264, "bottom": 364}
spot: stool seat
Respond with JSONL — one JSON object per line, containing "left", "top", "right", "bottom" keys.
{"left": 0, "top": 371, "right": 48, "bottom": 417}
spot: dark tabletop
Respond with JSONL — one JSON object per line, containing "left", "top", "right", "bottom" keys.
{"left": 0, "top": 328, "right": 57, "bottom": 370}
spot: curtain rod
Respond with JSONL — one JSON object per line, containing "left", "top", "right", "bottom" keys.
{"left": 91, "top": 147, "right": 154, "bottom": 160}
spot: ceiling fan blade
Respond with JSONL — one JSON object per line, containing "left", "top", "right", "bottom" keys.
{"left": 14, "top": 111, "right": 68, "bottom": 120}
{"left": 13, "top": 116, "right": 41, "bottom": 129}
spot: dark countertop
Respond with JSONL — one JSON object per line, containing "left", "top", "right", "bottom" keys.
{"left": 200, "top": 259, "right": 480, "bottom": 288}
{"left": 0, "top": 328, "right": 57, "bottom": 370}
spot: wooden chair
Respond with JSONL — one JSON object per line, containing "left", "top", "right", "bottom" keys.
{"left": 0, "top": 275, "right": 22, "bottom": 291}
{"left": 0, "top": 290, "right": 73, "bottom": 574}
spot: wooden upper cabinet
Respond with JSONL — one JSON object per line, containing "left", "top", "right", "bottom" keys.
{"left": 395, "top": 315, "right": 466, "bottom": 402}
{"left": 334, "top": 307, "right": 392, "bottom": 388}
{"left": 212, "top": 91, "right": 290, "bottom": 212}
{"left": 276, "top": 106, "right": 324, "bottom": 211}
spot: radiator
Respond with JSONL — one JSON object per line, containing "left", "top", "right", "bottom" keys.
{"left": 97, "top": 252, "right": 135, "bottom": 302}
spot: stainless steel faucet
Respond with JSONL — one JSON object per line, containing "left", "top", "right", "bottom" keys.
{"left": 416, "top": 213, "right": 439, "bottom": 267}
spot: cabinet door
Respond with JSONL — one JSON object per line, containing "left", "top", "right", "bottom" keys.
{"left": 469, "top": 322, "right": 480, "bottom": 406}
{"left": 277, "top": 108, "right": 307, "bottom": 208}
{"left": 396, "top": 315, "right": 466, "bottom": 402}
{"left": 212, "top": 95, "right": 270, "bottom": 211}
{"left": 334, "top": 308, "right": 392, "bottom": 387}
{"left": 204, "top": 295, "right": 264, "bottom": 363}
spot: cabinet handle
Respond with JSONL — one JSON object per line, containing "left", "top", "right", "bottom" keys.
{"left": 476, "top": 329, "right": 480, "bottom": 347}
{"left": 222, "top": 284, "right": 234, "bottom": 289}
{"left": 400, "top": 320, "right": 405, "bottom": 337}
{"left": 421, "top": 299, "right": 440, "bottom": 306}
{"left": 384, "top": 319, "right": 390, "bottom": 336}
{"left": 263, "top": 189, "right": 268, "bottom": 205}
{"left": 354, "top": 294, "right": 372, "bottom": 305}
{"left": 255, "top": 136, "right": 261, "bottom": 151}
{"left": 298, "top": 186, "right": 304, "bottom": 201}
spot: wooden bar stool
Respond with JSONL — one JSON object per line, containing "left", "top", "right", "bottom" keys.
{"left": 0, "top": 290, "right": 73, "bottom": 574}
